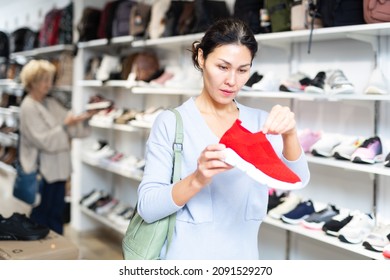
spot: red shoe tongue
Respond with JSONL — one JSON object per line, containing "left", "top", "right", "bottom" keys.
{"left": 220, "top": 120, "right": 301, "bottom": 184}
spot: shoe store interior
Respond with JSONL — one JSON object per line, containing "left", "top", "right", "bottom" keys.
{"left": 0, "top": 0, "right": 389, "bottom": 260}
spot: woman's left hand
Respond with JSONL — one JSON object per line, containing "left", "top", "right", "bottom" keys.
{"left": 262, "top": 104, "right": 296, "bottom": 136}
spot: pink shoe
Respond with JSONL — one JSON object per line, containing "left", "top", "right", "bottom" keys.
{"left": 383, "top": 244, "right": 390, "bottom": 259}
{"left": 298, "top": 129, "right": 322, "bottom": 153}
{"left": 351, "top": 136, "right": 384, "bottom": 164}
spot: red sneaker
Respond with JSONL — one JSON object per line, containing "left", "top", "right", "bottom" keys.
{"left": 220, "top": 119, "right": 303, "bottom": 190}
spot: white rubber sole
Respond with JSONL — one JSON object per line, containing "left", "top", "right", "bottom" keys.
{"left": 223, "top": 148, "right": 303, "bottom": 191}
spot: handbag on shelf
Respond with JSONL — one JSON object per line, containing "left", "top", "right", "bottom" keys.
{"left": 122, "top": 108, "right": 183, "bottom": 260}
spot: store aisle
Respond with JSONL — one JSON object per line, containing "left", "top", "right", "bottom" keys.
{"left": 64, "top": 225, "right": 123, "bottom": 260}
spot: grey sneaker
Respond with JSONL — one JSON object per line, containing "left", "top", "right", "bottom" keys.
{"left": 301, "top": 204, "right": 340, "bottom": 230}
{"left": 326, "top": 69, "right": 355, "bottom": 95}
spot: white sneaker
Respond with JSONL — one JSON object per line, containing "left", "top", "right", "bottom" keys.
{"left": 332, "top": 136, "right": 365, "bottom": 160}
{"left": 362, "top": 223, "right": 390, "bottom": 252}
{"left": 311, "top": 133, "right": 343, "bottom": 157}
{"left": 96, "top": 55, "right": 121, "bottom": 81}
{"left": 268, "top": 194, "right": 301, "bottom": 220}
{"left": 251, "top": 71, "right": 280, "bottom": 91}
{"left": 364, "top": 67, "right": 389, "bottom": 95}
{"left": 338, "top": 212, "right": 376, "bottom": 244}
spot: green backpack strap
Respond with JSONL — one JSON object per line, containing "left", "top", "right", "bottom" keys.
{"left": 167, "top": 108, "right": 183, "bottom": 251}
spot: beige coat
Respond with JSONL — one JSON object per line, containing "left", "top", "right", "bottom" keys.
{"left": 19, "top": 95, "right": 90, "bottom": 183}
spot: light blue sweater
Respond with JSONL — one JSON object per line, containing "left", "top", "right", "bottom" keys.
{"left": 138, "top": 97, "right": 310, "bottom": 259}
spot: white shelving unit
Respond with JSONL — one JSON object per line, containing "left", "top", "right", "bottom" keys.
{"left": 2, "top": 0, "right": 388, "bottom": 260}
{"left": 69, "top": 0, "right": 390, "bottom": 260}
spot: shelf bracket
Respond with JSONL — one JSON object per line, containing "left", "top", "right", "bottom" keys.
{"left": 259, "top": 41, "right": 291, "bottom": 56}
{"left": 346, "top": 33, "right": 378, "bottom": 52}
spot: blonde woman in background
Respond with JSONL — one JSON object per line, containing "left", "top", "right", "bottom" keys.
{"left": 19, "top": 59, "right": 93, "bottom": 234}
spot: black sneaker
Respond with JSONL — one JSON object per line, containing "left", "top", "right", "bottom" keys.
{"left": 305, "top": 71, "right": 326, "bottom": 93}
{"left": 322, "top": 213, "right": 353, "bottom": 237}
{"left": 384, "top": 152, "right": 390, "bottom": 167}
{"left": 267, "top": 191, "right": 287, "bottom": 212}
{"left": 245, "top": 72, "right": 263, "bottom": 88}
{"left": 0, "top": 213, "right": 50, "bottom": 241}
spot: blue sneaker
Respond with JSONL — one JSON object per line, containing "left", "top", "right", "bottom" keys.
{"left": 281, "top": 200, "right": 315, "bottom": 224}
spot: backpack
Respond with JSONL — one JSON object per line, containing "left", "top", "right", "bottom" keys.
{"left": 58, "top": 2, "right": 74, "bottom": 45}
{"left": 77, "top": 7, "right": 102, "bottom": 42}
{"left": 98, "top": 0, "right": 122, "bottom": 40}
{"left": 265, "top": 0, "right": 293, "bottom": 32}
{"left": 191, "top": 0, "right": 231, "bottom": 34}
{"left": 291, "top": 0, "right": 322, "bottom": 31}
{"left": 9, "top": 28, "right": 38, "bottom": 53}
{"left": 317, "top": 0, "right": 365, "bottom": 27}
{"left": 234, "top": 0, "right": 264, "bottom": 34}
{"left": 364, "top": 0, "right": 390, "bottom": 23}
{"left": 53, "top": 52, "right": 74, "bottom": 87}
{"left": 0, "top": 57, "right": 8, "bottom": 79}
{"left": 147, "top": 0, "right": 171, "bottom": 39}
{"left": 0, "top": 31, "right": 10, "bottom": 58}
{"left": 162, "top": 1, "right": 196, "bottom": 37}
{"left": 39, "top": 8, "right": 63, "bottom": 47}
{"left": 112, "top": 0, "right": 136, "bottom": 37}
{"left": 129, "top": 2, "right": 152, "bottom": 37}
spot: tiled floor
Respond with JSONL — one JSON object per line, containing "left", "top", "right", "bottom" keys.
{"left": 64, "top": 224, "right": 124, "bottom": 260}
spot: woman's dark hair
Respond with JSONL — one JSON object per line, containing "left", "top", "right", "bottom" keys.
{"left": 191, "top": 18, "right": 258, "bottom": 70}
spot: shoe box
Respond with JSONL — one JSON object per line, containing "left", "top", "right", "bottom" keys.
{"left": 0, "top": 230, "right": 79, "bottom": 260}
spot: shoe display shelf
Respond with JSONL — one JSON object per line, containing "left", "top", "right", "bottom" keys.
{"left": 305, "top": 154, "right": 390, "bottom": 177}
{"left": 88, "top": 119, "right": 141, "bottom": 132}
{"left": 239, "top": 91, "right": 390, "bottom": 102}
{"left": 10, "top": 44, "right": 74, "bottom": 60}
{"left": 263, "top": 217, "right": 386, "bottom": 260}
{"left": 70, "top": 0, "right": 390, "bottom": 259}
{"left": 81, "top": 156, "right": 143, "bottom": 182}
{"left": 80, "top": 206, "right": 126, "bottom": 235}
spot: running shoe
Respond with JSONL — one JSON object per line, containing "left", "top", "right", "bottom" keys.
{"left": 268, "top": 194, "right": 301, "bottom": 220}
{"left": 362, "top": 223, "right": 390, "bottom": 252}
{"left": 279, "top": 72, "right": 311, "bottom": 92}
{"left": 221, "top": 120, "right": 303, "bottom": 190}
{"left": 384, "top": 152, "right": 390, "bottom": 167}
{"left": 383, "top": 244, "right": 390, "bottom": 259}
{"left": 326, "top": 69, "right": 355, "bottom": 95}
{"left": 364, "top": 67, "right": 389, "bottom": 95}
{"left": 298, "top": 129, "right": 322, "bottom": 153}
{"left": 311, "top": 133, "right": 342, "bottom": 157}
{"left": 267, "top": 190, "right": 287, "bottom": 212}
{"left": 251, "top": 71, "right": 280, "bottom": 91}
{"left": 0, "top": 213, "right": 50, "bottom": 241}
{"left": 322, "top": 212, "right": 353, "bottom": 237}
{"left": 281, "top": 200, "right": 315, "bottom": 225}
{"left": 332, "top": 136, "right": 365, "bottom": 160}
{"left": 244, "top": 72, "right": 263, "bottom": 88}
{"left": 305, "top": 71, "right": 326, "bottom": 94}
{"left": 351, "top": 136, "right": 384, "bottom": 164}
{"left": 301, "top": 203, "right": 340, "bottom": 230}
{"left": 338, "top": 212, "right": 375, "bottom": 244}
